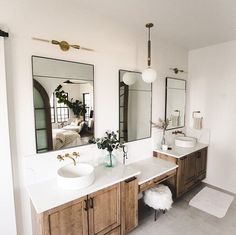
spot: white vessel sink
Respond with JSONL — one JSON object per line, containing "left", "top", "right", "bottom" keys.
{"left": 175, "top": 136, "right": 197, "bottom": 148}
{"left": 57, "top": 163, "right": 95, "bottom": 190}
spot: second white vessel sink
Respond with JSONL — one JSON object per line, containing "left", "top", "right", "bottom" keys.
{"left": 57, "top": 163, "right": 95, "bottom": 190}
{"left": 175, "top": 136, "right": 197, "bottom": 148}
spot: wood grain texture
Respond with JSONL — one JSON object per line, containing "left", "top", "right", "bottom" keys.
{"left": 49, "top": 202, "right": 88, "bottom": 235}
{"left": 139, "top": 169, "right": 176, "bottom": 193}
{"left": 31, "top": 196, "right": 88, "bottom": 235}
{"left": 155, "top": 148, "right": 208, "bottom": 198}
{"left": 121, "top": 178, "right": 138, "bottom": 234}
{"left": 106, "top": 226, "right": 121, "bottom": 235}
{"left": 88, "top": 183, "right": 120, "bottom": 235}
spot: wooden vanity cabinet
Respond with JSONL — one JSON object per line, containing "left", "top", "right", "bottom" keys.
{"left": 155, "top": 147, "right": 208, "bottom": 198}
{"left": 88, "top": 184, "right": 120, "bottom": 235}
{"left": 31, "top": 179, "right": 138, "bottom": 235}
{"left": 31, "top": 195, "right": 88, "bottom": 235}
{"left": 121, "top": 177, "right": 138, "bottom": 234}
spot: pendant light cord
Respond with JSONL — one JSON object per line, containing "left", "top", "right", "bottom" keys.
{"left": 148, "top": 27, "right": 151, "bottom": 67}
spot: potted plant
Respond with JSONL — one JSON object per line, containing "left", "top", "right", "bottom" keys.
{"left": 55, "top": 85, "right": 86, "bottom": 117}
{"left": 152, "top": 118, "right": 169, "bottom": 150}
{"left": 89, "top": 131, "right": 124, "bottom": 167}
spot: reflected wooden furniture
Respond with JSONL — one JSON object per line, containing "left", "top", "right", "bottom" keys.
{"left": 31, "top": 179, "right": 138, "bottom": 235}
{"left": 154, "top": 147, "right": 208, "bottom": 198}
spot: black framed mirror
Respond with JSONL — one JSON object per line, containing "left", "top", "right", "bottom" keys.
{"left": 119, "top": 69, "right": 152, "bottom": 143}
{"left": 165, "top": 77, "right": 186, "bottom": 130}
{"left": 32, "top": 56, "right": 94, "bottom": 153}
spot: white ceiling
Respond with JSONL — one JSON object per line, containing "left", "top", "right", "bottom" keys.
{"left": 76, "top": 0, "right": 236, "bottom": 50}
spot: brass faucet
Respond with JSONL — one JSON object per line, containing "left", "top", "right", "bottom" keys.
{"left": 172, "top": 130, "right": 185, "bottom": 136}
{"left": 57, "top": 152, "right": 80, "bottom": 166}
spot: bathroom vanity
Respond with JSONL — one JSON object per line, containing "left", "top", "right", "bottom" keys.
{"left": 28, "top": 158, "right": 179, "bottom": 235}
{"left": 153, "top": 143, "right": 208, "bottom": 197}
{"left": 28, "top": 164, "right": 141, "bottom": 235}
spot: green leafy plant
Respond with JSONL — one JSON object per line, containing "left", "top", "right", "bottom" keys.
{"left": 89, "top": 131, "right": 124, "bottom": 167}
{"left": 55, "top": 85, "right": 86, "bottom": 117}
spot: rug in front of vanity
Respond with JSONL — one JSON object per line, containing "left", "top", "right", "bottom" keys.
{"left": 189, "top": 186, "right": 234, "bottom": 218}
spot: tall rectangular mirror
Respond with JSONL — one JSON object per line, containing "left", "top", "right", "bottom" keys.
{"left": 165, "top": 77, "right": 186, "bottom": 130}
{"left": 119, "top": 70, "right": 152, "bottom": 142}
{"left": 32, "top": 56, "right": 94, "bottom": 153}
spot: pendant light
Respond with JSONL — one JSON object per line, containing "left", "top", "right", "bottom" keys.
{"left": 142, "top": 23, "right": 157, "bottom": 83}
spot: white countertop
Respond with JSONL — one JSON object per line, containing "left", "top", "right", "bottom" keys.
{"left": 27, "top": 163, "right": 141, "bottom": 214}
{"left": 154, "top": 142, "right": 208, "bottom": 159}
{"left": 128, "top": 157, "right": 178, "bottom": 185}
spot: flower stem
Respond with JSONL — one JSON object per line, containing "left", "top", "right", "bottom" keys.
{"left": 109, "top": 151, "right": 113, "bottom": 167}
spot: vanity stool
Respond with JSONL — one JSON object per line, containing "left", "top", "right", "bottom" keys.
{"left": 144, "top": 184, "right": 173, "bottom": 221}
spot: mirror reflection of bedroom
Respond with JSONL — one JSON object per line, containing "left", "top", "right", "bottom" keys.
{"left": 32, "top": 56, "right": 94, "bottom": 153}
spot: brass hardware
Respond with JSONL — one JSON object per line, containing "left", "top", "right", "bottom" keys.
{"left": 84, "top": 199, "right": 89, "bottom": 211}
{"left": 169, "top": 67, "right": 187, "bottom": 74}
{"left": 57, "top": 152, "right": 80, "bottom": 166}
{"left": 32, "top": 37, "right": 94, "bottom": 52}
{"left": 125, "top": 176, "right": 137, "bottom": 183}
{"left": 89, "top": 197, "right": 94, "bottom": 209}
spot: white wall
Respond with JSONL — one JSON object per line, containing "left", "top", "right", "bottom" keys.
{"left": 188, "top": 40, "right": 236, "bottom": 194}
{"left": 1, "top": 0, "right": 187, "bottom": 234}
{"left": 0, "top": 37, "right": 17, "bottom": 235}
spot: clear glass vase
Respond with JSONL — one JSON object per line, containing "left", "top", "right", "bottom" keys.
{"left": 161, "top": 130, "right": 166, "bottom": 145}
{"left": 104, "top": 151, "right": 116, "bottom": 168}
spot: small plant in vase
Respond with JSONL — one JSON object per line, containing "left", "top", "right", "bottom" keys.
{"left": 152, "top": 118, "right": 170, "bottom": 150}
{"left": 89, "top": 131, "right": 124, "bottom": 167}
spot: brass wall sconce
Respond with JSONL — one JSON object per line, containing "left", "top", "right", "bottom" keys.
{"left": 32, "top": 37, "right": 94, "bottom": 52}
{"left": 169, "top": 67, "right": 187, "bottom": 74}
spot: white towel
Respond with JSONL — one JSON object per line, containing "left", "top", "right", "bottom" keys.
{"left": 193, "top": 117, "right": 203, "bottom": 130}
{"left": 171, "top": 115, "right": 180, "bottom": 127}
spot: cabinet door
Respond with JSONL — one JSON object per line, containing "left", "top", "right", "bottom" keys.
{"left": 46, "top": 196, "right": 88, "bottom": 235}
{"left": 89, "top": 183, "right": 120, "bottom": 235}
{"left": 196, "top": 148, "right": 207, "bottom": 176}
{"left": 184, "top": 153, "right": 197, "bottom": 185}
{"left": 177, "top": 153, "right": 196, "bottom": 196}
{"left": 176, "top": 157, "right": 187, "bottom": 196}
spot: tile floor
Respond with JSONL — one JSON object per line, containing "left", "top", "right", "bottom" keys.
{"left": 130, "top": 183, "right": 236, "bottom": 235}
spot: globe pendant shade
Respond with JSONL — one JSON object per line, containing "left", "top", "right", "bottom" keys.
{"left": 142, "top": 67, "right": 157, "bottom": 83}
{"left": 123, "top": 72, "right": 137, "bottom": 86}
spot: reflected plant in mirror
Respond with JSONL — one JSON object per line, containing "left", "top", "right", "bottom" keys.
{"left": 165, "top": 77, "right": 186, "bottom": 130}
{"left": 119, "top": 70, "right": 152, "bottom": 143}
{"left": 32, "top": 56, "right": 94, "bottom": 153}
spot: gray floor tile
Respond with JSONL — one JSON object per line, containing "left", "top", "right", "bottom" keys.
{"left": 129, "top": 183, "right": 235, "bottom": 235}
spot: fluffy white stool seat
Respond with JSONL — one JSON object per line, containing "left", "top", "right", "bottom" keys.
{"left": 144, "top": 184, "right": 173, "bottom": 210}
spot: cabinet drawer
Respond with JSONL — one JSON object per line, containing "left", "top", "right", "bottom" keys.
{"left": 156, "top": 153, "right": 177, "bottom": 164}
{"left": 139, "top": 169, "right": 176, "bottom": 192}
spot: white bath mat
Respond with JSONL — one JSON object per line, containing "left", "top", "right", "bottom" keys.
{"left": 189, "top": 187, "right": 234, "bottom": 218}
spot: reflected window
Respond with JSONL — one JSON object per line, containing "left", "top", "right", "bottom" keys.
{"left": 83, "top": 93, "right": 91, "bottom": 122}
{"left": 50, "top": 93, "right": 69, "bottom": 123}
